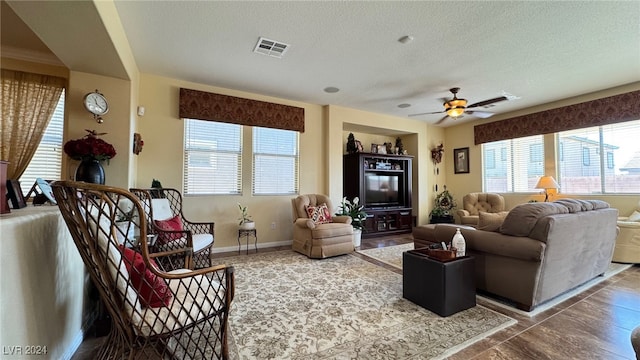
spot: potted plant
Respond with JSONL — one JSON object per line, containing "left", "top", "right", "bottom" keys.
{"left": 336, "top": 197, "right": 367, "bottom": 247}
{"left": 430, "top": 187, "right": 456, "bottom": 224}
{"left": 63, "top": 129, "right": 117, "bottom": 184}
{"left": 237, "top": 203, "right": 255, "bottom": 230}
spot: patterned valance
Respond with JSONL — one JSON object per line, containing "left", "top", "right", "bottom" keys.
{"left": 179, "top": 88, "right": 305, "bottom": 132}
{"left": 474, "top": 90, "right": 640, "bottom": 145}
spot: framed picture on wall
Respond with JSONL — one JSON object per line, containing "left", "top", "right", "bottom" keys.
{"left": 454, "top": 147, "right": 470, "bottom": 174}
{"left": 6, "top": 179, "right": 27, "bottom": 209}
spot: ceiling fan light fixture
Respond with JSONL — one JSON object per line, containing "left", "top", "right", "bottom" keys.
{"left": 444, "top": 96, "right": 467, "bottom": 117}
{"left": 446, "top": 106, "right": 465, "bottom": 117}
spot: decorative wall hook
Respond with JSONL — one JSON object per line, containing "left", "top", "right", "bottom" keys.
{"left": 431, "top": 143, "right": 444, "bottom": 164}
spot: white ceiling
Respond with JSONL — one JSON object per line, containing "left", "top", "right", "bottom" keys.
{"left": 4, "top": 1, "right": 640, "bottom": 126}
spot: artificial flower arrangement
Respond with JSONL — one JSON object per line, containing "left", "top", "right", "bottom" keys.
{"left": 64, "top": 129, "right": 116, "bottom": 163}
{"left": 335, "top": 196, "right": 367, "bottom": 230}
{"left": 430, "top": 186, "right": 456, "bottom": 217}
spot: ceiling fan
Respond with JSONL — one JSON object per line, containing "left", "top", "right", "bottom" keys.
{"left": 409, "top": 87, "right": 510, "bottom": 124}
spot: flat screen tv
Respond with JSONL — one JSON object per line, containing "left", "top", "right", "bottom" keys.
{"left": 364, "top": 174, "right": 400, "bottom": 207}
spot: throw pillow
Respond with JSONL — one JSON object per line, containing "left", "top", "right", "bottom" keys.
{"left": 628, "top": 210, "right": 640, "bottom": 222}
{"left": 477, "top": 211, "right": 509, "bottom": 232}
{"left": 154, "top": 215, "right": 183, "bottom": 244}
{"left": 119, "top": 246, "right": 172, "bottom": 308}
{"left": 306, "top": 203, "right": 333, "bottom": 224}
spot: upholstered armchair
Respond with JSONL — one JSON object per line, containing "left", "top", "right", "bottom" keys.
{"left": 291, "top": 194, "right": 354, "bottom": 259}
{"left": 456, "top": 192, "right": 506, "bottom": 226}
{"left": 613, "top": 202, "right": 640, "bottom": 263}
{"left": 130, "top": 188, "right": 215, "bottom": 269}
{"left": 52, "top": 181, "right": 234, "bottom": 359}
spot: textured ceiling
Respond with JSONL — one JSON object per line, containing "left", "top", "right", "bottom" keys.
{"left": 4, "top": 1, "right": 640, "bottom": 126}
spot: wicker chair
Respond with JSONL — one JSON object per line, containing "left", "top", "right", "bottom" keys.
{"left": 52, "top": 181, "right": 234, "bottom": 360}
{"left": 130, "top": 188, "right": 214, "bottom": 269}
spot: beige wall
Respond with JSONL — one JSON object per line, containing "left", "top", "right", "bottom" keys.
{"left": 66, "top": 71, "right": 133, "bottom": 189}
{"left": 136, "top": 73, "right": 326, "bottom": 250}
{"left": 326, "top": 105, "right": 444, "bottom": 224}
{"left": 0, "top": 207, "right": 85, "bottom": 360}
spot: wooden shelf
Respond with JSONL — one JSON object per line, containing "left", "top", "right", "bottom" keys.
{"left": 343, "top": 153, "right": 413, "bottom": 238}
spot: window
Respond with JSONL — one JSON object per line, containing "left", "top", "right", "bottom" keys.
{"left": 183, "top": 120, "right": 242, "bottom": 195}
{"left": 253, "top": 127, "right": 298, "bottom": 195}
{"left": 484, "top": 149, "right": 495, "bottom": 169}
{"left": 482, "top": 135, "right": 544, "bottom": 192}
{"left": 20, "top": 90, "right": 65, "bottom": 194}
{"left": 530, "top": 143, "right": 543, "bottom": 163}
{"left": 557, "top": 120, "right": 640, "bottom": 194}
{"left": 582, "top": 147, "right": 590, "bottom": 166}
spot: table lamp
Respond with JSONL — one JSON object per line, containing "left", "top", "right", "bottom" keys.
{"left": 535, "top": 176, "right": 560, "bottom": 202}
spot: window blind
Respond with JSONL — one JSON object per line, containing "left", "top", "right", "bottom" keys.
{"left": 557, "top": 120, "right": 640, "bottom": 194}
{"left": 183, "top": 119, "right": 242, "bottom": 195}
{"left": 19, "top": 90, "right": 65, "bottom": 194}
{"left": 252, "top": 127, "right": 299, "bottom": 195}
{"left": 482, "top": 135, "right": 544, "bottom": 192}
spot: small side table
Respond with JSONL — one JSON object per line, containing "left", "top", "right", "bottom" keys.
{"left": 237, "top": 229, "right": 258, "bottom": 255}
{"left": 403, "top": 249, "right": 475, "bottom": 317}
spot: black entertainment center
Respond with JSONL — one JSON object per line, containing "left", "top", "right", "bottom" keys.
{"left": 343, "top": 153, "right": 413, "bottom": 237}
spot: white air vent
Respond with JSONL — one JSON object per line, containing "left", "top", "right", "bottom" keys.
{"left": 253, "top": 37, "right": 289, "bottom": 58}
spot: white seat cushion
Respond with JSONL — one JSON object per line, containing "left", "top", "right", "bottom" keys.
{"left": 135, "top": 269, "right": 225, "bottom": 336}
{"left": 156, "top": 233, "right": 213, "bottom": 252}
{"left": 151, "top": 198, "right": 174, "bottom": 221}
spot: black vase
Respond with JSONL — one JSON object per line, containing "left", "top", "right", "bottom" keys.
{"left": 75, "top": 159, "right": 105, "bottom": 184}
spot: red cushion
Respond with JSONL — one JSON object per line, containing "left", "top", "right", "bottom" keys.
{"left": 119, "top": 246, "right": 172, "bottom": 308}
{"left": 154, "top": 215, "right": 183, "bottom": 244}
{"left": 306, "top": 203, "right": 333, "bottom": 224}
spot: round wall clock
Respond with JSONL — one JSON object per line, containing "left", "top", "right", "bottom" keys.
{"left": 83, "top": 90, "right": 109, "bottom": 122}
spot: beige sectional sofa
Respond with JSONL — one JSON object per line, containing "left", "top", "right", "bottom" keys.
{"left": 413, "top": 199, "right": 618, "bottom": 311}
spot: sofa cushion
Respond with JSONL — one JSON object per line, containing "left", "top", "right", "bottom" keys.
{"left": 553, "top": 198, "right": 583, "bottom": 213}
{"left": 467, "top": 230, "right": 546, "bottom": 261}
{"left": 311, "top": 222, "right": 353, "bottom": 238}
{"left": 628, "top": 210, "right": 640, "bottom": 222}
{"left": 477, "top": 211, "right": 509, "bottom": 232}
{"left": 500, "top": 202, "right": 568, "bottom": 237}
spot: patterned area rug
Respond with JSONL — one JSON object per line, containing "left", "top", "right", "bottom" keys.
{"left": 356, "top": 243, "right": 415, "bottom": 269}
{"left": 357, "top": 243, "right": 632, "bottom": 317}
{"left": 213, "top": 250, "right": 516, "bottom": 360}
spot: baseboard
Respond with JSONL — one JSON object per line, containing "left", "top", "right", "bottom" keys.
{"left": 61, "top": 330, "right": 84, "bottom": 360}
{"left": 212, "top": 239, "right": 293, "bottom": 254}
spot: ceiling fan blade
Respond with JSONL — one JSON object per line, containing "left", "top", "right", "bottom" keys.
{"left": 465, "top": 110, "right": 494, "bottom": 119}
{"left": 434, "top": 115, "right": 449, "bottom": 125}
{"left": 408, "top": 110, "right": 445, "bottom": 117}
{"left": 467, "top": 96, "right": 508, "bottom": 109}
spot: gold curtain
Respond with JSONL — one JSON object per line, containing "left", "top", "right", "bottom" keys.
{"left": 1, "top": 69, "right": 66, "bottom": 179}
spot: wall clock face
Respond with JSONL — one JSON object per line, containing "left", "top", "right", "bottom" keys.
{"left": 83, "top": 91, "right": 109, "bottom": 116}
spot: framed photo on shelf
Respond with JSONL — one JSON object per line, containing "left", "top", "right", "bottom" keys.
{"left": 6, "top": 179, "right": 27, "bottom": 209}
{"left": 371, "top": 144, "right": 378, "bottom": 153}
{"left": 454, "top": 147, "right": 470, "bottom": 174}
